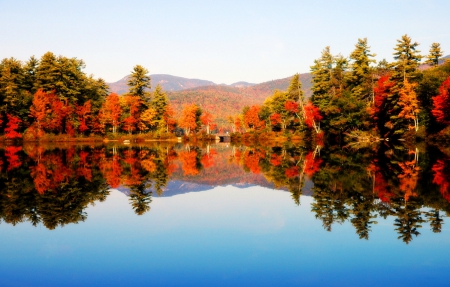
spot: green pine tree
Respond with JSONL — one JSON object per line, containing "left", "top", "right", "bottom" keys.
{"left": 128, "top": 65, "right": 151, "bottom": 103}
{"left": 348, "top": 38, "right": 376, "bottom": 101}
{"left": 425, "top": 42, "right": 443, "bottom": 67}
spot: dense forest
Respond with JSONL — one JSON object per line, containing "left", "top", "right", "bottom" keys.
{"left": 236, "top": 35, "right": 450, "bottom": 143}
{"left": 1, "top": 35, "right": 450, "bottom": 143}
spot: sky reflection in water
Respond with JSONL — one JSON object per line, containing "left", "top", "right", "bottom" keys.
{"left": 1, "top": 185, "right": 450, "bottom": 287}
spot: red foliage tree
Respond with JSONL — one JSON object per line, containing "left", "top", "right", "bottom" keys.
{"left": 285, "top": 166, "right": 299, "bottom": 178}
{"left": 304, "top": 102, "right": 322, "bottom": 133}
{"left": 5, "top": 146, "right": 22, "bottom": 171}
{"left": 200, "top": 111, "right": 214, "bottom": 134}
{"left": 432, "top": 76, "right": 450, "bottom": 125}
{"left": 303, "top": 152, "right": 323, "bottom": 178}
{"left": 76, "top": 100, "right": 92, "bottom": 134}
{"left": 102, "top": 93, "right": 122, "bottom": 133}
{"left": 285, "top": 101, "right": 299, "bottom": 114}
{"left": 270, "top": 154, "right": 282, "bottom": 167}
{"left": 270, "top": 113, "right": 282, "bottom": 128}
{"left": 432, "top": 159, "right": 450, "bottom": 203}
{"left": 4, "top": 114, "right": 22, "bottom": 139}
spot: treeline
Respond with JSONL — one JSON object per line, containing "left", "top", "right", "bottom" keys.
{"left": 233, "top": 35, "right": 450, "bottom": 143}
{"left": 0, "top": 52, "right": 217, "bottom": 140}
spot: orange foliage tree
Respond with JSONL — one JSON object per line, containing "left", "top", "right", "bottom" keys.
{"left": 398, "top": 79, "right": 420, "bottom": 131}
{"left": 29, "top": 89, "right": 50, "bottom": 135}
{"left": 179, "top": 149, "right": 200, "bottom": 175}
{"left": 102, "top": 93, "right": 122, "bottom": 133}
{"left": 179, "top": 104, "right": 201, "bottom": 135}
{"left": 243, "top": 105, "right": 264, "bottom": 130}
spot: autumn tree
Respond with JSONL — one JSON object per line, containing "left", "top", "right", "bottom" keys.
{"left": 432, "top": 76, "right": 450, "bottom": 125}
{"left": 398, "top": 79, "right": 420, "bottom": 132}
{"left": 121, "top": 95, "right": 142, "bottom": 134}
{"left": 200, "top": 111, "right": 214, "bottom": 134}
{"left": 243, "top": 105, "right": 264, "bottom": 131}
{"left": 29, "top": 89, "right": 50, "bottom": 135}
{"left": 75, "top": 100, "right": 92, "bottom": 134}
{"left": 4, "top": 114, "right": 22, "bottom": 139}
{"left": 381, "top": 35, "right": 422, "bottom": 136}
{"left": 179, "top": 104, "right": 201, "bottom": 135}
{"left": 101, "top": 93, "right": 122, "bottom": 133}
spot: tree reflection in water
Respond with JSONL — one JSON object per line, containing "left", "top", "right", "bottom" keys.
{"left": 0, "top": 142, "right": 449, "bottom": 244}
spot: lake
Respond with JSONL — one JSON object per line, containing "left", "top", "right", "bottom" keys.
{"left": 0, "top": 142, "right": 449, "bottom": 286}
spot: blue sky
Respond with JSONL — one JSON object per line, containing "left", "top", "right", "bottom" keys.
{"left": 1, "top": 0, "right": 449, "bottom": 84}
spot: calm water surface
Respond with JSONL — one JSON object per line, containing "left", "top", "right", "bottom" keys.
{"left": 0, "top": 142, "right": 449, "bottom": 286}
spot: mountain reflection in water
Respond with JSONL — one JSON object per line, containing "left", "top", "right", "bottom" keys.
{"left": 0, "top": 142, "right": 450, "bottom": 244}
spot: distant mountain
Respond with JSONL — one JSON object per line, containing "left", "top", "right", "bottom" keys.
{"left": 230, "top": 81, "right": 255, "bottom": 88}
{"left": 108, "top": 74, "right": 215, "bottom": 94}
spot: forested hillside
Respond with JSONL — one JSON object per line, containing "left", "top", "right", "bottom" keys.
{"left": 168, "top": 73, "right": 312, "bottom": 125}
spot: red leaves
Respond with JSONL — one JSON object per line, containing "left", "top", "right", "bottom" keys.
{"left": 270, "top": 113, "right": 282, "bottom": 127}
{"left": 369, "top": 75, "right": 394, "bottom": 119}
{"left": 432, "top": 159, "right": 450, "bottom": 203}
{"left": 284, "top": 101, "right": 299, "bottom": 114}
{"left": 432, "top": 76, "right": 450, "bottom": 125}
{"left": 304, "top": 152, "right": 323, "bottom": 178}
{"left": 270, "top": 154, "right": 282, "bottom": 167}
{"left": 102, "top": 93, "right": 122, "bottom": 133}
{"left": 304, "top": 101, "right": 322, "bottom": 129}
{"left": 285, "top": 166, "right": 299, "bottom": 178}
{"left": 5, "top": 146, "right": 22, "bottom": 171}
{"left": 76, "top": 100, "right": 92, "bottom": 133}
{"left": 4, "top": 114, "right": 22, "bottom": 139}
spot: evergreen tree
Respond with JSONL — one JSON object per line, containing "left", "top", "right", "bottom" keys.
{"left": 127, "top": 65, "right": 151, "bottom": 103}
{"left": 382, "top": 35, "right": 422, "bottom": 136}
{"left": 0, "top": 57, "right": 24, "bottom": 111}
{"left": 425, "top": 42, "right": 443, "bottom": 67}
{"left": 310, "top": 46, "right": 334, "bottom": 109}
{"left": 286, "top": 73, "right": 303, "bottom": 103}
{"left": 391, "top": 34, "right": 422, "bottom": 83}
{"left": 22, "top": 56, "right": 39, "bottom": 95}
{"left": 150, "top": 84, "right": 169, "bottom": 126}
{"left": 348, "top": 38, "right": 376, "bottom": 101}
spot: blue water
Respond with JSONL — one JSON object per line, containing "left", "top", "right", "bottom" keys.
{"left": 0, "top": 185, "right": 449, "bottom": 287}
